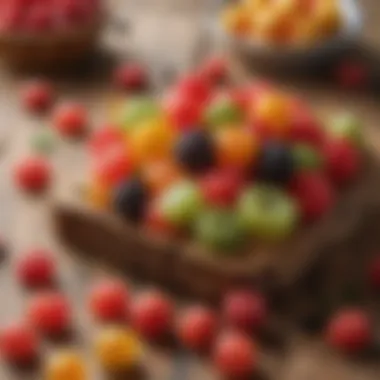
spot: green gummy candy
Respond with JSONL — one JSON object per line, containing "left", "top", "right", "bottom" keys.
{"left": 204, "top": 97, "right": 243, "bottom": 128}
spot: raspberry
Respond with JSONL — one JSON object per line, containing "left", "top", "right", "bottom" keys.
{"left": 176, "top": 306, "right": 217, "bottom": 351}
{"left": 213, "top": 331, "right": 257, "bottom": 378}
{"left": 21, "top": 80, "right": 54, "bottom": 113}
{"left": 325, "top": 308, "right": 372, "bottom": 354}
{"left": 289, "top": 172, "right": 335, "bottom": 222}
{"left": 323, "top": 139, "right": 361, "bottom": 185}
{"left": 88, "top": 279, "right": 129, "bottom": 322}
{"left": 14, "top": 156, "right": 52, "bottom": 193}
{"left": 113, "top": 63, "right": 147, "bottom": 91}
{"left": 222, "top": 289, "right": 268, "bottom": 331}
{"left": 16, "top": 249, "right": 56, "bottom": 288}
{"left": 0, "top": 322, "right": 40, "bottom": 364}
{"left": 28, "top": 292, "right": 71, "bottom": 335}
{"left": 130, "top": 291, "right": 174, "bottom": 340}
{"left": 53, "top": 103, "right": 88, "bottom": 138}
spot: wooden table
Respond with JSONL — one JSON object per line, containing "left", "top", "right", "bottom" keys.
{"left": 1, "top": 0, "right": 380, "bottom": 379}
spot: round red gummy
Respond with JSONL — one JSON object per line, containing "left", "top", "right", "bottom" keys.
{"left": 88, "top": 126, "right": 124, "bottom": 156}
{"left": 14, "top": 156, "right": 51, "bottom": 193}
{"left": 326, "top": 308, "right": 372, "bottom": 354}
{"left": 222, "top": 289, "right": 268, "bottom": 331}
{"left": 21, "top": 80, "right": 54, "bottom": 113}
{"left": 177, "top": 306, "right": 217, "bottom": 351}
{"left": 213, "top": 331, "right": 257, "bottom": 378}
{"left": 289, "top": 172, "right": 334, "bottom": 222}
{"left": 53, "top": 103, "right": 88, "bottom": 137}
{"left": 200, "top": 170, "right": 243, "bottom": 207}
{"left": 113, "top": 63, "right": 147, "bottom": 91}
{"left": 323, "top": 139, "right": 361, "bottom": 185}
{"left": 176, "top": 74, "right": 211, "bottom": 106}
{"left": 130, "top": 291, "right": 174, "bottom": 340}
{"left": 28, "top": 292, "right": 71, "bottom": 335}
{"left": 88, "top": 279, "right": 129, "bottom": 321}
{"left": 199, "top": 57, "right": 228, "bottom": 85}
{"left": 16, "top": 249, "right": 56, "bottom": 288}
{"left": 0, "top": 322, "right": 39, "bottom": 364}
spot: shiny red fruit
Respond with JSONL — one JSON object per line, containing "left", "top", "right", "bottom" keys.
{"left": 213, "top": 331, "right": 257, "bottom": 378}
{"left": 290, "top": 172, "right": 334, "bottom": 222}
{"left": 177, "top": 306, "right": 217, "bottom": 351}
{"left": 130, "top": 291, "right": 174, "bottom": 340}
{"left": 88, "top": 279, "right": 129, "bottom": 322}
{"left": 200, "top": 170, "right": 243, "bottom": 207}
{"left": 21, "top": 80, "right": 54, "bottom": 113}
{"left": 176, "top": 74, "right": 211, "bottom": 105}
{"left": 0, "top": 322, "right": 39, "bottom": 364}
{"left": 113, "top": 63, "right": 147, "bottom": 91}
{"left": 28, "top": 292, "right": 71, "bottom": 335}
{"left": 326, "top": 309, "right": 372, "bottom": 354}
{"left": 53, "top": 103, "right": 88, "bottom": 137}
{"left": 368, "top": 256, "right": 380, "bottom": 290}
{"left": 223, "top": 290, "right": 268, "bottom": 331}
{"left": 199, "top": 57, "right": 228, "bottom": 84}
{"left": 14, "top": 156, "right": 52, "bottom": 193}
{"left": 89, "top": 126, "right": 124, "bottom": 156}
{"left": 16, "top": 249, "right": 56, "bottom": 288}
{"left": 323, "top": 139, "right": 361, "bottom": 185}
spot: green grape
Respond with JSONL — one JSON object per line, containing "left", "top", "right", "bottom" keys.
{"left": 195, "top": 208, "right": 245, "bottom": 252}
{"left": 204, "top": 96, "right": 243, "bottom": 128}
{"left": 238, "top": 185, "right": 299, "bottom": 241}
{"left": 292, "top": 144, "right": 323, "bottom": 171}
{"left": 328, "top": 113, "right": 363, "bottom": 146}
{"left": 158, "top": 180, "right": 204, "bottom": 226}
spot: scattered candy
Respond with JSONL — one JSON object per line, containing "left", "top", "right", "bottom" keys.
{"left": 95, "top": 327, "right": 141, "bottom": 371}
{"left": 28, "top": 292, "right": 71, "bottom": 335}
{"left": 21, "top": 79, "right": 54, "bottom": 113}
{"left": 53, "top": 103, "right": 88, "bottom": 138}
{"left": 130, "top": 290, "right": 174, "bottom": 340}
{"left": 16, "top": 248, "right": 56, "bottom": 288}
{"left": 45, "top": 350, "right": 86, "bottom": 380}
{"left": 88, "top": 278, "right": 129, "bottom": 322}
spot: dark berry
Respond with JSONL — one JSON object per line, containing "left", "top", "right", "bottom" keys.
{"left": 175, "top": 131, "right": 215, "bottom": 173}
{"left": 113, "top": 178, "right": 147, "bottom": 223}
{"left": 255, "top": 141, "right": 295, "bottom": 184}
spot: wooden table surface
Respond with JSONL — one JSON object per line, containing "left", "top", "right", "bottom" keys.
{"left": 1, "top": 0, "right": 380, "bottom": 379}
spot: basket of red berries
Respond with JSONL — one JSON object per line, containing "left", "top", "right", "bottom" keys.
{"left": 0, "top": 0, "right": 103, "bottom": 70}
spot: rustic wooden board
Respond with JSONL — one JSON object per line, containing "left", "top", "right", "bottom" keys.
{"left": 1, "top": 0, "right": 380, "bottom": 379}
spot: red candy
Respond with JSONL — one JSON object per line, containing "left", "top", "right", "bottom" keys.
{"left": 53, "top": 103, "right": 88, "bottom": 137}
{"left": 0, "top": 322, "right": 39, "bottom": 364}
{"left": 176, "top": 74, "right": 211, "bottom": 106}
{"left": 113, "top": 63, "right": 147, "bottom": 91}
{"left": 130, "top": 290, "right": 174, "bottom": 340}
{"left": 199, "top": 57, "right": 228, "bottom": 85}
{"left": 213, "top": 331, "right": 257, "bottom": 378}
{"left": 368, "top": 255, "right": 380, "bottom": 290}
{"left": 28, "top": 292, "right": 71, "bottom": 335}
{"left": 326, "top": 308, "right": 372, "bottom": 354}
{"left": 200, "top": 170, "right": 243, "bottom": 207}
{"left": 89, "top": 126, "right": 124, "bottom": 156}
{"left": 14, "top": 156, "right": 51, "bottom": 193}
{"left": 222, "top": 290, "right": 268, "bottom": 331}
{"left": 21, "top": 80, "right": 54, "bottom": 113}
{"left": 290, "top": 172, "right": 334, "bottom": 222}
{"left": 177, "top": 306, "right": 217, "bottom": 351}
{"left": 16, "top": 249, "right": 56, "bottom": 288}
{"left": 88, "top": 279, "right": 129, "bottom": 322}
{"left": 323, "top": 139, "right": 361, "bottom": 185}
{"left": 289, "top": 109, "right": 324, "bottom": 147}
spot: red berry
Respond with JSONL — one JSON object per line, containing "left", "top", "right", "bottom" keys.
{"left": 88, "top": 126, "right": 124, "bottom": 156}
{"left": 326, "top": 309, "right": 372, "bottom": 354}
{"left": 88, "top": 279, "right": 129, "bottom": 322}
{"left": 113, "top": 63, "right": 147, "bottom": 91}
{"left": 21, "top": 80, "right": 54, "bottom": 113}
{"left": 14, "top": 156, "right": 51, "bottom": 193}
{"left": 368, "top": 256, "right": 380, "bottom": 290}
{"left": 289, "top": 109, "right": 324, "bottom": 147}
{"left": 177, "top": 306, "right": 217, "bottom": 351}
{"left": 94, "top": 146, "right": 133, "bottom": 187}
{"left": 290, "top": 172, "right": 335, "bottom": 222}
{"left": 28, "top": 292, "right": 71, "bottom": 335}
{"left": 176, "top": 74, "right": 211, "bottom": 105}
{"left": 199, "top": 57, "right": 228, "bottom": 84}
{"left": 335, "top": 60, "right": 368, "bottom": 90}
{"left": 213, "top": 331, "right": 257, "bottom": 378}
{"left": 323, "top": 139, "right": 361, "bottom": 185}
{"left": 0, "top": 322, "right": 39, "bottom": 364}
{"left": 223, "top": 290, "right": 268, "bottom": 331}
{"left": 53, "top": 103, "right": 88, "bottom": 137}
{"left": 16, "top": 249, "right": 56, "bottom": 288}
{"left": 200, "top": 170, "right": 243, "bottom": 207}
{"left": 130, "top": 291, "right": 174, "bottom": 340}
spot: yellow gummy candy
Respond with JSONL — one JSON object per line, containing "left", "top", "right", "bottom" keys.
{"left": 45, "top": 350, "right": 86, "bottom": 380}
